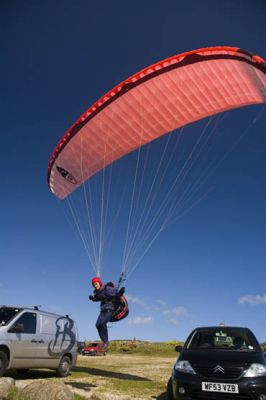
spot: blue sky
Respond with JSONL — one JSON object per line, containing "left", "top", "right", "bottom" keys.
{"left": 1, "top": 0, "right": 266, "bottom": 343}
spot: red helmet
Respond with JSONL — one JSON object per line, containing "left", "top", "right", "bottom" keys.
{"left": 91, "top": 277, "right": 103, "bottom": 286}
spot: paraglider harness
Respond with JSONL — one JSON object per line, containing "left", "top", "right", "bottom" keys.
{"left": 107, "top": 273, "right": 129, "bottom": 323}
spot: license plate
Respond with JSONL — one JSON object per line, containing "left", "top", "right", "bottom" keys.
{"left": 202, "top": 382, "right": 239, "bottom": 393}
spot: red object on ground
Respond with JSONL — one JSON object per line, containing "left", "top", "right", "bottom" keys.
{"left": 81, "top": 342, "right": 107, "bottom": 356}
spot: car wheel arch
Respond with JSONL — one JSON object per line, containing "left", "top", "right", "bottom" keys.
{"left": 0, "top": 346, "right": 10, "bottom": 363}
{"left": 56, "top": 353, "right": 72, "bottom": 377}
{"left": 0, "top": 348, "right": 10, "bottom": 377}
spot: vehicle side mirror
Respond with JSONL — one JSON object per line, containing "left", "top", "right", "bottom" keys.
{"left": 175, "top": 345, "right": 183, "bottom": 353}
{"left": 8, "top": 323, "right": 24, "bottom": 333}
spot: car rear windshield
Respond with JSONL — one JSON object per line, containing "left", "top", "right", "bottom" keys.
{"left": 0, "top": 307, "right": 21, "bottom": 326}
{"left": 187, "top": 328, "right": 259, "bottom": 351}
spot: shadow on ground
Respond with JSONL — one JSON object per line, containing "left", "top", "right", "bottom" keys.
{"left": 155, "top": 392, "right": 167, "bottom": 400}
{"left": 7, "top": 370, "right": 58, "bottom": 380}
{"left": 73, "top": 366, "right": 151, "bottom": 381}
{"left": 65, "top": 381, "right": 97, "bottom": 390}
{"left": 7, "top": 366, "right": 151, "bottom": 382}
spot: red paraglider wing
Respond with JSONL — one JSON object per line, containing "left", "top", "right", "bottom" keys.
{"left": 48, "top": 46, "right": 266, "bottom": 199}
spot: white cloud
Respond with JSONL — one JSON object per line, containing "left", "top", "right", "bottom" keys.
{"left": 127, "top": 294, "right": 147, "bottom": 308}
{"left": 238, "top": 294, "right": 266, "bottom": 305}
{"left": 156, "top": 299, "right": 167, "bottom": 307}
{"left": 169, "top": 318, "right": 178, "bottom": 326}
{"left": 128, "top": 316, "right": 153, "bottom": 325}
{"left": 162, "top": 306, "right": 188, "bottom": 317}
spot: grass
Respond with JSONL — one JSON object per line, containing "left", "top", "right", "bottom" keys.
{"left": 6, "top": 384, "right": 87, "bottom": 400}
{"left": 6, "top": 387, "right": 20, "bottom": 400}
{"left": 97, "top": 378, "right": 167, "bottom": 398}
{"left": 6, "top": 341, "right": 179, "bottom": 400}
{"left": 70, "top": 341, "right": 178, "bottom": 398}
{"left": 6, "top": 387, "right": 87, "bottom": 400}
{"left": 74, "top": 395, "right": 87, "bottom": 400}
{"left": 70, "top": 350, "right": 175, "bottom": 399}
{"left": 5, "top": 340, "right": 266, "bottom": 400}
{"left": 87, "top": 339, "right": 183, "bottom": 357}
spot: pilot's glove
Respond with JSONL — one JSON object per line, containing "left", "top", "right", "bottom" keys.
{"left": 89, "top": 295, "right": 95, "bottom": 301}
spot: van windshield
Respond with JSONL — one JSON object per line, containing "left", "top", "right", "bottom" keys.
{"left": 0, "top": 307, "right": 21, "bottom": 326}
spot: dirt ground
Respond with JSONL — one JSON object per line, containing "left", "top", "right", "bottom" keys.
{"left": 13, "top": 353, "right": 176, "bottom": 399}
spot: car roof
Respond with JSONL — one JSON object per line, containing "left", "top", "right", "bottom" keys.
{"left": 0, "top": 305, "right": 71, "bottom": 319}
{"left": 194, "top": 326, "right": 250, "bottom": 331}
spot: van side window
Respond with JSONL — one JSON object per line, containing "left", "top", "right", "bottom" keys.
{"left": 9, "top": 312, "right": 37, "bottom": 334}
{"left": 40, "top": 314, "right": 60, "bottom": 334}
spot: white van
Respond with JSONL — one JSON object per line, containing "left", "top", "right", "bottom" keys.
{"left": 0, "top": 305, "right": 78, "bottom": 377}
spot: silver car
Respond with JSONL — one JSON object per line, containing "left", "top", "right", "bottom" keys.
{"left": 0, "top": 305, "right": 78, "bottom": 377}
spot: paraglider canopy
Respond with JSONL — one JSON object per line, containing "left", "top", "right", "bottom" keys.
{"left": 48, "top": 46, "right": 266, "bottom": 199}
{"left": 47, "top": 46, "right": 266, "bottom": 279}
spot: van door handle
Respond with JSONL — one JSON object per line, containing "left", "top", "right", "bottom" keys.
{"left": 31, "top": 339, "right": 38, "bottom": 343}
{"left": 38, "top": 340, "right": 44, "bottom": 343}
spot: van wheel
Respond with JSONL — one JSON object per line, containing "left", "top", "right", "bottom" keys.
{"left": 167, "top": 378, "right": 175, "bottom": 400}
{"left": 56, "top": 355, "right": 71, "bottom": 377}
{"left": 0, "top": 351, "right": 8, "bottom": 377}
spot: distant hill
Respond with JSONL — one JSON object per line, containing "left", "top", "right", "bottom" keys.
{"left": 84, "top": 339, "right": 184, "bottom": 356}
{"left": 83, "top": 339, "right": 266, "bottom": 355}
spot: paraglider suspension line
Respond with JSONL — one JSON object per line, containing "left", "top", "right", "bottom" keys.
{"left": 117, "top": 272, "right": 126, "bottom": 290}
